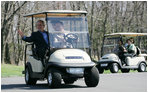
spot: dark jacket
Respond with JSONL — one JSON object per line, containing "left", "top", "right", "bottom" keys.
{"left": 22, "top": 31, "right": 49, "bottom": 58}
{"left": 118, "top": 45, "right": 125, "bottom": 55}
{"left": 118, "top": 45, "right": 126, "bottom": 61}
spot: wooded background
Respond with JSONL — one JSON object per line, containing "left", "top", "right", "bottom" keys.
{"left": 1, "top": 1, "right": 147, "bottom": 65}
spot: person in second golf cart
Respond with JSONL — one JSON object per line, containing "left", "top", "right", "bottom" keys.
{"left": 117, "top": 39, "right": 127, "bottom": 65}
{"left": 126, "top": 39, "right": 137, "bottom": 56}
{"left": 18, "top": 20, "right": 49, "bottom": 67}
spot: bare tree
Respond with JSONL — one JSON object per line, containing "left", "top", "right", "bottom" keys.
{"left": 1, "top": 1, "right": 147, "bottom": 64}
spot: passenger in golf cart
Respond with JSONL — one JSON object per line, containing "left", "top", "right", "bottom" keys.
{"left": 18, "top": 20, "right": 49, "bottom": 67}
{"left": 126, "top": 38, "right": 137, "bottom": 56}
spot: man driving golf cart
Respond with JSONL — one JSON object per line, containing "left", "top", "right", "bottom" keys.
{"left": 116, "top": 39, "right": 127, "bottom": 65}
{"left": 50, "top": 20, "right": 78, "bottom": 48}
{"left": 50, "top": 20, "right": 67, "bottom": 48}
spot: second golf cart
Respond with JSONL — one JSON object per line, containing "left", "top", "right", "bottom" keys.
{"left": 23, "top": 10, "right": 99, "bottom": 88}
{"left": 97, "top": 33, "right": 147, "bottom": 73}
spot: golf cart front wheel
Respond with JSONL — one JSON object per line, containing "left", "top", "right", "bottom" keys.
{"left": 138, "top": 63, "right": 146, "bottom": 72}
{"left": 25, "top": 67, "right": 37, "bottom": 85}
{"left": 47, "top": 69, "right": 62, "bottom": 88}
{"left": 84, "top": 67, "right": 99, "bottom": 87}
{"left": 110, "top": 63, "right": 119, "bottom": 73}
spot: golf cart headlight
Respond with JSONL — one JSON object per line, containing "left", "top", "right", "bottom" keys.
{"left": 112, "top": 57, "right": 118, "bottom": 60}
{"left": 66, "top": 68, "right": 84, "bottom": 74}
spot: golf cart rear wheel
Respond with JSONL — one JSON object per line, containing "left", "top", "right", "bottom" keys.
{"left": 121, "top": 69, "right": 130, "bottom": 73}
{"left": 84, "top": 67, "right": 99, "bottom": 87}
{"left": 138, "top": 63, "right": 146, "bottom": 72}
{"left": 47, "top": 69, "right": 62, "bottom": 88}
{"left": 25, "top": 67, "right": 37, "bottom": 85}
{"left": 63, "top": 78, "right": 77, "bottom": 84}
{"left": 110, "top": 63, "right": 119, "bottom": 73}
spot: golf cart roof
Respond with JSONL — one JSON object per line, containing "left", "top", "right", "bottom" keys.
{"left": 105, "top": 33, "right": 147, "bottom": 37}
{"left": 24, "top": 10, "right": 87, "bottom": 18}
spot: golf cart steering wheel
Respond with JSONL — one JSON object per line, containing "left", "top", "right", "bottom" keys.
{"left": 64, "top": 33, "right": 78, "bottom": 44}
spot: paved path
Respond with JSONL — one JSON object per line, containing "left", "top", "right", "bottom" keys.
{"left": 1, "top": 72, "right": 147, "bottom": 92}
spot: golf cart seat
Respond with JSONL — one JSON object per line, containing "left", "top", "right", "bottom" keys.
{"left": 32, "top": 44, "right": 40, "bottom": 60}
{"left": 136, "top": 46, "right": 141, "bottom": 56}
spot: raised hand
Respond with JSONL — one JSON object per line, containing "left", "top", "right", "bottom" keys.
{"left": 18, "top": 30, "right": 24, "bottom": 37}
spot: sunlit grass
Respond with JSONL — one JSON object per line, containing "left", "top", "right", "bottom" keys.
{"left": 103, "top": 69, "right": 138, "bottom": 74}
{"left": 1, "top": 64, "right": 24, "bottom": 77}
{"left": 1, "top": 64, "right": 139, "bottom": 77}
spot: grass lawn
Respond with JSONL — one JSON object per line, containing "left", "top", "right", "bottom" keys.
{"left": 1, "top": 64, "right": 138, "bottom": 77}
{"left": 1, "top": 64, "right": 24, "bottom": 77}
{"left": 103, "top": 69, "right": 138, "bottom": 74}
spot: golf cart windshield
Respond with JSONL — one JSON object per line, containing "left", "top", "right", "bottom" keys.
{"left": 47, "top": 17, "right": 90, "bottom": 48}
{"left": 103, "top": 37, "right": 120, "bottom": 55}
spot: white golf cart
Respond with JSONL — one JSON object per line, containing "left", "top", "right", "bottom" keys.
{"left": 23, "top": 10, "right": 99, "bottom": 88}
{"left": 97, "top": 33, "right": 147, "bottom": 73}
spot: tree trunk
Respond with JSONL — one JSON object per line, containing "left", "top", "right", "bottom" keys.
{"left": 1, "top": 1, "right": 27, "bottom": 64}
{"left": 101, "top": 4, "right": 108, "bottom": 57}
{"left": 89, "top": 1, "right": 95, "bottom": 58}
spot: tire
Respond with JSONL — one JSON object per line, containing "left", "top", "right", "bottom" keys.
{"left": 110, "top": 63, "right": 119, "bottom": 73}
{"left": 63, "top": 78, "right": 77, "bottom": 84}
{"left": 121, "top": 69, "right": 130, "bottom": 73}
{"left": 47, "top": 69, "right": 62, "bottom": 88}
{"left": 98, "top": 67, "right": 104, "bottom": 74}
{"left": 84, "top": 67, "right": 99, "bottom": 87}
{"left": 25, "top": 67, "right": 37, "bottom": 85}
{"left": 138, "top": 63, "right": 146, "bottom": 72}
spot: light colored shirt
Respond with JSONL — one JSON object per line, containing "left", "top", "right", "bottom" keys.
{"left": 127, "top": 44, "right": 137, "bottom": 54}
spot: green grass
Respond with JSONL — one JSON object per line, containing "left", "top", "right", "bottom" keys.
{"left": 103, "top": 69, "right": 138, "bottom": 74}
{"left": 1, "top": 64, "right": 139, "bottom": 77}
{"left": 1, "top": 64, "right": 24, "bottom": 77}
